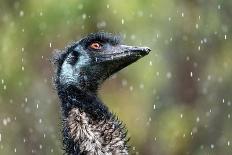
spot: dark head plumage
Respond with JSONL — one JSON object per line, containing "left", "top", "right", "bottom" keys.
{"left": 52, "top": 32, "right": 121, "bottom": 65}
{"left": 53, "top": 32, "right": 150, "bottom": 93}
{"left": 79, "top": 32, "right": 121, "bottom": 46}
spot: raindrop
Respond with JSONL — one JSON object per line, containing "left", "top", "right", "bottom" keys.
{"left": 22, "top": 66, "right": 24, "bottom": 71}
{"left": 196, "top": 117, "right": 200, "bottom": 122}
{"left": 122, "top": 79, "right": 127, "bottom": 86}
{"left": 39, "top": 118, "right": 42, "bottom": 124}
{"left": 139, "top": 84, "right": 144, "bottom": 89}
{"left": 228, "top": 114, "right": 231, "bottom": 119}
{"left": 130, "top": 35, "right": 136, "bottom": 40}
{"left": 39, "top": 11, "right": 43, "bottom": 16}
{"left": 82, "top": 14, "right": 87, "bottom": 20}
{"left": 190, "top": 72, "right": 193, "bottom": 77}
{"left": 203, "top": 38, "right": 207, "bottom": 43}
{"left": 83, "top": 75, "right": 88, "bottom": 81}
{"left": 39, "top": 144, "right": 42, "bottom": 149}
{"left": 113, "top": 10, "right": 117, "bottom": 14}
{"left": 168, "top": 17, "right": 171, "bottom": 21}
{"left": 181, "top": 12, "right": 184, "bottom": 17}
{"left": 218, "top": 77, "right": 223, "bottom": 83}
{"left": 156, "top": 33, "right": 159, "bottom": 39}
{"left": 51, "top": 149, "right": 54, "bottom": 153}
{"left": 149, "top": 61, "right": 152, "bottom": 66}
{"left": 19, "top": 10, "right": 24, "bottom": 17}
{"left": 156, "top": 72, "right": 160, "bottom": 76}
{"left": 14, "top": 148, "right": 17, "bottom": 153}
{"left": 106, "top": 4, "right": 110, "bottom": 9}
{"left": 198, "top": 46, "right": 201, "bottom": 51}
{"left": 183, "top": 134, "right": 186, "bottom": 138}
{"left": 166, "top": 72, "right": 172, "bottom": 79}
{"left": 121, "top": 19, "right": 124, "bottom": 24}
{"left": 97, "top": 21, "right": 106, "bottom": 29}
{"left": 227, "top": 101, "right": 231, "bottom": 106}
{"left": 153, "top": 104, "right": 156, "bottom": 110}
{"left": 200, "top": 145, "right": 204, "bottom": 149}
{"left": 210, "top": 144, "right": 214, "bottom": 149}
{"left": 228, "top": 141, "right": 230, "bottom": 146}
{"left": 36, "top": 104, "right": 39, "bottom": 109}
{"left": 7, "top": 117, "right": 11, "bottom": 123}
{"left": 129, "top": 86, "right": 133, "bottom": 91}
{"left": 195, "top": 23, "right": 199, "bottom": 29}
{"left": 224, "top": 35, "right": 227, "bottom": 40}
{"left": 25, "top": 97, "right": 28, "bottom": 103}
{"left": 218, "top": 5, "right": 221, "bottom": 10}
{"left": 49, "top": 42, "right": 52, "bottom": 48}
{"left": 180, "top": 113, "right": 183, "bottom": 118}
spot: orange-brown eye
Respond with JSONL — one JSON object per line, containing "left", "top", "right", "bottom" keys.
{"left": 90, "top": 42, "right": 102, "bottom": 50}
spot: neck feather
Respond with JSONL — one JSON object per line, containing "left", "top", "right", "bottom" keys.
{"left": 57, "top": 85, "right": 129, "bottom": 154}
{"left": 57, "top": 85, "right": 110, "bottom": 119}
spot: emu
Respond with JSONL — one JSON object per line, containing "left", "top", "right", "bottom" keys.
{"left": 52, "top": 32, "right": 151, "bottom": 155}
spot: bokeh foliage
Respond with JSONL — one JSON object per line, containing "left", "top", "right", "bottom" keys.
{"left": 0, "top": 0, "right": 231, "bottom": 154}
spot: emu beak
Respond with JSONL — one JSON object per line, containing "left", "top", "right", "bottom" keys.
{"left": 104, "top": 45, "right": 151, "bottom": 74}
{"left": 120, "top": 45, "right": 151, "bottom": 57}
{"left": 93, "top": 44, "right": 151, "bottom": 81}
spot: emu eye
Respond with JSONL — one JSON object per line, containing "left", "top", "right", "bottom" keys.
{"left": 89, "top": 42, "right": 102, "bottom": 50}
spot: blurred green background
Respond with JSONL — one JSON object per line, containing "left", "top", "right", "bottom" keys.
{"left": 0, "top": 0, "right": 231, "bottom": 154}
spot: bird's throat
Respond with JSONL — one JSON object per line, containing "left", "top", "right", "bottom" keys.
{"left": 58, "top": 85, "right": 110, "bottom": 120}
{"left": 57, "top": 85, "right": 129, "bottom": 154}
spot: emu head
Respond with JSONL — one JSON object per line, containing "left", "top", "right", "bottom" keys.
{"left": 53, "top": 32, "right": 150, "bottom": 93}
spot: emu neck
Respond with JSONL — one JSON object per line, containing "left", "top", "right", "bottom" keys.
{"left": 57, "top": 85, "right": 129, "bottom": 154}
{"left": 58, "top": 85, "right": 110, "bottom": 120}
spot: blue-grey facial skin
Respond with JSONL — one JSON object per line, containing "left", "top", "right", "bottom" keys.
{"left": 58, "top": 38, "right": 150, "bottom": 93}
{"left": 59, "top": 46, "right": 90, "bottom": 88}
